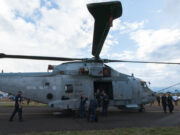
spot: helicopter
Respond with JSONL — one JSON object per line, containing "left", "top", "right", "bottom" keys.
{"left": 0, "top": 1, "right": 179, "bottom": 111}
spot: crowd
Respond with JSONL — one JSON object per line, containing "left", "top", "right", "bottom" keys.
{"left": 79, "top": 89, "right": 109, "bottom": 122}
{"left": 8, "top": 90, "right": 179, "bottom": 123}
{"left": 156, "top": 93, "right": 178, "bottom": 113}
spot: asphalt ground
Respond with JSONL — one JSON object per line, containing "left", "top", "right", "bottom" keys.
{"left": 0, "top": 104, "right": 180, "bottom": 135}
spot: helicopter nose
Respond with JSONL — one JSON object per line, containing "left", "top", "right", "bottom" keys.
{"left": 145, "top": 88, "right": 156, "bottom": 102}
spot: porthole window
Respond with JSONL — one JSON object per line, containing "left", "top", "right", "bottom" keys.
{"left": 47, "top": 93, "right": 53, "bottom": 100}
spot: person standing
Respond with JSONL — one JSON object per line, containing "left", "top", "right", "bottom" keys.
{"left": 167, "top": 94, "right": 174, "bottom": 113}
{"left": 9, "top": 91, "right": 23, "bottom": 122}
{"left": 87, "top": 98, "right": 97, "bottom": 122}
{"left": 173, "top": 95, "right": 178, "bottom": 106}
{"left": 161, "top": 94, "right": 167, "bottom": 113}
{"left": 79, "top": 94, "right": 88, "bottom": 118}
{"left": 95, "top": 89, "right": 102, "bottom": 107}
{"left": 102, "top": 92, "right": 109, "bottom": 116}
{"left": 27, "top": 98, "right": 30, "bottom": 105}
{"left": 156, "top": 95, "right": 161, "bottom": 106}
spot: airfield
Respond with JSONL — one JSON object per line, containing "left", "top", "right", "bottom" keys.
{"left": 0, "top": 102, "right": 180, "bottom": 135}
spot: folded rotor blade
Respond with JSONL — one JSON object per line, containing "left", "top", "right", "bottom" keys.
{"left": 87, "top": 1, "right": 122, "bottom": 58}
{"left": 106, "top": 59, "right": 180, "bottom": 64}
{"left": 0, "top": 53, "right": 83, "bottom": 61}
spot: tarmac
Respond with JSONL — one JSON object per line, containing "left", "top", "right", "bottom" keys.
{"left": 0, "top": 104, "right": 180, "bottom": 135}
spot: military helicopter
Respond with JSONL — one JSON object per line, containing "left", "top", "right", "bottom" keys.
{"left": 0, "top": 1, "right": 179, "bottom": 111}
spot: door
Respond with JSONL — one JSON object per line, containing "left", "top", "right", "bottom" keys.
{"left": 94, "top": 81, "right": 113, "bottom": 99}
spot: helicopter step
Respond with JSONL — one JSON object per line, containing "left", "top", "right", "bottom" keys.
{"left": 126, "top": 104, "right": 139, "bottom": 108}
{"left": 117, "top": 104, "right": 146, "bottom": 112}
{"left": 48, "top": 99, "right": 79, "bottom": 110}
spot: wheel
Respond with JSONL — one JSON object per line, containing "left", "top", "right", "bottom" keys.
{"left": 139, "top": 105, "right": 145, "bottom": 112}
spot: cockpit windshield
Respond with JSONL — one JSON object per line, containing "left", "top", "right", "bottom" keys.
{"left": 141, "top": 81, "right": 148, "bottom": 88}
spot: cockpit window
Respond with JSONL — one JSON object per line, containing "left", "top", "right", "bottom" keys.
{"left": 141, "top": 82, "right": 148, "bottom": 88}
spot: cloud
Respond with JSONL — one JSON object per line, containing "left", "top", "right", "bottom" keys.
{"left": 111, "top": 19, "right": 146, "bottom": 34}
{"left": 5, "top": 0, "right": 40, "bottom": 20}
{"left": 130, "top": 29, "right": 180, "bottom": 59}
{"left": 110, "top": 51, "right": 135, "bottom": 60}
{"left": 124, "top": 27, "right": 180, "bottom": 87}
{"left": 0, "top": 0, "right": 95, "bottom": 72}
{"left": 124, "top": 26, "right": 180, "bottom": 87}
{"left": 163, "top": 0, "right": 180, "bottom": 18}
{"left": 0, "top": 0, "right": 127, "bottom": 72}
{"left": 109, "top": 61, "right": 180, "bottom": 87}
{"left": 137, "top": 64, "right": 180, "bottom": 87}
{"left": 158, "top": 0, "right": 180, "bottom": 28}
{"left": 100, "top": 20, "right": 146, "bottom": 58}
{"left": 100, "top": 35, "right": 119, "bottom": 57}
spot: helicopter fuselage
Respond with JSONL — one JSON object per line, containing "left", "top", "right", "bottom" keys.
{"left": 0, "top": 62, "right": 155, "bottom": 110}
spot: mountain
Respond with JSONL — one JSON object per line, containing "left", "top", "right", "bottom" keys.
{"left": 151, "top": 86, "right": 180, "bottom": 93}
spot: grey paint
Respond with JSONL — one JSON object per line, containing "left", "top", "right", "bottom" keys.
{"left": 0, "top": 62, "right": 155, "bottom": 110}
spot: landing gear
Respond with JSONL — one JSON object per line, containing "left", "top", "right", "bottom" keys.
{"left": 139, "top": 105, "right": 145, "bottom": 112}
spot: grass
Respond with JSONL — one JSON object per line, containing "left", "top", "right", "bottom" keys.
{"left": 12, "top": 127, "right": 180, "bottom": 135}
{"left": 0, "top": 100, "right": 47, "bottom": 107}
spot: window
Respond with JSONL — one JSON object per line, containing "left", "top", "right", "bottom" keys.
{"left": 46, "top": 93, "right": 53, "bottom": 100}
{"left": 65, "top": 84, "right": 73, "bottom": 94}
{"left": 103, "top": 68, "right": 111, "bottom": 77}
{"left": 44, "top": 82, "right": 50, "bottom": 89}
{"left": 141, "top": 82, "right": 147, "bottom": 88}
{"left": 45, "top": 82, "right": 50, "bottom": 86}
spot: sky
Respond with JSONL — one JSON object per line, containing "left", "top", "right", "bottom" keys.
{"left": 0, "top": 0, "right": 180, "bottom": 90}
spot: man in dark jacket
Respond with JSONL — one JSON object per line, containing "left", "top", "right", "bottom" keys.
{"left": 87, "top": 98, "right": 97, "bottom": 122}
{"left": 167, "top": 94, "right": 174, "bottom": 113}
{"left": 79, "top": 94, "right": 88, "bottom": 118}
{"left": 156, "top": 95, "right": 161, "bottom": 106}
{"left": 95, "top": 89, "right": 102, "bottom": 107}
{"left": 161, "top": 94, "right": 167, "bottom": 113}
{"left": 9, "top": 91, "right": 23, "bottom": 122}
{"left": 102, "top": 92, "right": 109, "bottom": 116}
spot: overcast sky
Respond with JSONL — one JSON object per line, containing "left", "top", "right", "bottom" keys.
{"left": 0, "top": 0, "right": 180, "bottom": 90}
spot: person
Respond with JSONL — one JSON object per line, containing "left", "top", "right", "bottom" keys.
{"left": 161, "top": 94, "right": 167, "bottom": 113}
{"left": 173, "top": 95, "right": 178, "bottom": 106}
{"left": 9, "top": 91, "right": 23, "bottom": 122}
{"left": 95, "top": 89, "right": 102, "bottom": 107}
{"left": 167, "top": 94, "right": 174, "bottom": 113}
{"left": 79, "top": 94, "right": 88, "bottom": 118}
{"left": 27, "top": 98, "right": 30, "bottom": 105}
{"left": 102, "top": 92, "right": 109, "bottom": 116}
{"left": 156, "top": 95, "right": 160, "bottom": 106}
{"left": 87, "top": 98, "right": 97, "bottom": 122}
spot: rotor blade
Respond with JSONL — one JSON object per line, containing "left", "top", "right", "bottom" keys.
{"left": 87, "top": 1, "right": 122, "bottom": 58}
{"left": 0, "top": 53, "right": 83, "bottom": 61}
{"left": 158, "top": 82, "right": 180, "bottom": 93}
{"left": 105, "top": 59, "right": 180, "bottom": 64}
